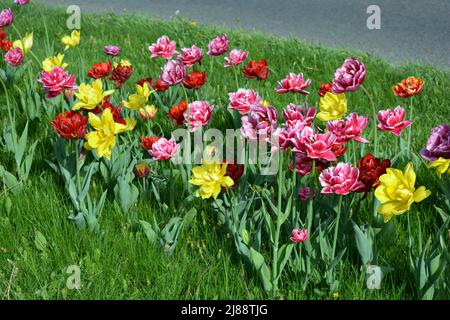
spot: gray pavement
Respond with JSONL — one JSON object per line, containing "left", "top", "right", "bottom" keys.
{"left": 42, "top": 0, "right": 450, "bottom": 69}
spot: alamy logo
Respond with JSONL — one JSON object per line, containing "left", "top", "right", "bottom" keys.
{"left": 366, "top": 265, "right": 382, "bottom": 289}
{"left": 66, "top": 265, "right": 81, "bottom": 290}
{"left": 367, "top": 5, "right": 381, "bottom": 30}
{"left": 66, "top": 5, "right": 81, "bottom": 30}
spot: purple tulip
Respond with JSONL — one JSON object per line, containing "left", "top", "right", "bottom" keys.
{"left": 0, "top": 8, "right": 14, "bottom": 27}
{"left": 104, "top": 45, "right": 121, "bottom": 56}
{"left": 420, "top": 124, "right": 450, "bottom": 161}
{"left": 4, "top": 48, "right": 23, "bottom": 67}
{"left": 14, "top": 0, "right": 30, "bottom": 5}
{"left": 240, "top": 104, "right": 278, "bottom": 141}
{"left": 332, "top": 57, "right": 366, "bottom": 94}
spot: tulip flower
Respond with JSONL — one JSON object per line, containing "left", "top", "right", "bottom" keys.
{"left": 0, "top": 8, "right": 14, "bottom": 28}
{"left": 84, "top": 108, "right": 130, "bottom": 159}
{"left": 135, "top": 162, "right": 150, "bottom": 178}
{"left": 167, "top": 100, "right": 188, "bottom": 125}
{"left": 189, "top": 162, "right": 234, "bottom": 199}
{"left": 182, "top": 71, "right": 207, "bottom": 89}
{"left": 374, "top": 163, "right": 431, "bottom": 222}
{"left": 42, "top": 54, "right": 68, "bottom": 72}
{"left": 420, "top": 124, "right": 450, "bottom": 161}
{"left": 319, "top": 163, "right": 365, "bottom": 195}
{"left": 207, "top": 34, "right": 229, "bottom": 56}
{"left": 104, "top": 45, "right": 121, "bottom": 56}
{"left": 376, "top": 106, "right": 412, "bottom": 136}
{"left": 73, "top": 79, "right": 114, "bottom": 110}
{"left": 160, "top": 59, "right": 186, "bottom": 86}
{"left": 224, "top": 49, "right": 248, "bottom": 67}
{"left": 282, "top": 102, "right": 316, "bottom": 127}
{"left": 242, "top": 59, "right": 269, "bottom": 80}
{"left": 88, "top": 61, "right": 112, "bottom": 79}
{"left": 148, "top": 35, "right": 179, "bottom": 59}
{"left": 327, "top": 112, "right": 369, "bottom": 144}
{"left": 139, "top": 105, "right": 158, "bottom": 121}
{"left": 122, "top": 83, "right": 153, "bottom": 110}
{"left": 38, "top": 67, "right": 77, "bottom": 99}
{"left": 392, "top": 77, "right": 424, "bottom": 98}
{"left": 179, "top": 45, "right": 203, "bottom": 67}
{"left": 61, "top": 30, "right": 80, "bottom": 50}
{"left": 276, "top": 73, "right": 312, "bottom": 94}
{"left": 111, "top": 60, "right": 133, "bottom": 87}
{"left": 51, "top": 111, "right": 87, "bottom": 140}
{"left": 317, "top": 92, "right": 347, "bottom": 121}
{"left": 429, "top": 157, "right": 450, "bottom": 177}
{"left": 318, "top": 83, "right": 333, "bottom": 97}
{"left": 4, "top": 47, "right": 24, "bottom": 67}
{"left": 332, "top": 57, "right": 366, "bottom": 93}
{"left": 184, "top": 100, "right": 214, "bottom": 132}
{"left": 150, "top": 137, "right": 180, "bottom": 161}
{"left": 290, "top": 228, "right": 308, "bottom": 243}
{"left": 141, "top": 136, "right": 160, "bottom": 151}
{"left": 228, "top": 88, "right": 261, "bottom": 115}
{"left": 13, "top": 32, "right": 33, "bottom": 54}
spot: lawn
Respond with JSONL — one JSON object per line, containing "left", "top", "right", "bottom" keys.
{"left": 0, "top": 2, "right": 449, "bottom": 300}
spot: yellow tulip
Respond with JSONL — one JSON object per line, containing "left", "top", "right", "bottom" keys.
{"left": 317, "top": 92, "right": 347, "bottom": 121}
{"left": 260, "top": 100, "right": 271, "bottom": 107}
{"left": 61, "top": 30, "right": 80, "bottom": 50}
{"left": 42, "top": 53, "right": 68, "bottom": 72}
{"left": 13, "top": 32, "right": 33, "bottom": 54}
{"left": 189, "top": 162, "right": 234, "bottom": 199}
{"left": 73, "top": 79, "right": 114, "bottom": 110}
{"left": 84, "top": 109, "right": 128, "bottom": 159}
{"left": 139, "top": 105, "right": 158, "bottom": 120}
{"left": 113, "top": 59, "right": 132, "bottom": 68}
{"left": 122, "top": 83, "right": 153, "bottom": 110}
{"left": 429, "top": 157, "right": 450, "bottom": 177}
{"left": 374, "top": 163, "right": 431, "bottom": 222}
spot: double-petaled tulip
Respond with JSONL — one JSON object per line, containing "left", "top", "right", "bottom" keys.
{"left": 150, "top": 137, "right": 180, "bottom": 161}
{"left": 240, "top": 104, "right": 278, "bottom": 141}
{"left": 290, "top": 229, "right": 308, "bottom": 243}
{"left": 224, "top": 49, "right": 248, "bottom": 67}
{"left": 392, "top": 76, "right": 424, "bottom": 98}
{"left": 327, "top": 112, "right": 369, "bottom": 144}
{"left": 88, "top": 61, "right": 112, "bottom": 79}
{"left": 332, "top": 57, "right": 366, "bottom": 93}
{"left": 420, "top": 124, "right": 450, "bottom": 161}
{"left": 319, "top": 163, "right": 365, "bottom": 195}
{"left": 4, "top": 47, "right": 23, "bottom": 67}
{"left": 303, "top": 132, "right": 337, "bottom": 162}
{"left": 42, "top": 53, "right": 67, "bottom": 72}
{"left": 38, "top": 67, "right": 77, "bottom": 99}
{"left": 290, "top": 152, "right": 313, "bottom": 176}
{"left": 160, "top": 59, "right": 186, "bottom": 86}
{"left": 207, "top": 34, "right": 229, "bottom": 56}
{"left": 141, "top": 136, "right": 160, "bottom": 151}
{"left": 167, "top": 100, "right": 187, "bottom": 125}
{"left": 184, "top": 100, "right": 214, "bottom": 132}
{"left": 228, "top": 88, "right": 261, "bottom": 115}
{"left": 61, "top": 30, "right": 80, "bottom": 50}
{"left": 376, "top": 106, "right": 411, "bottom": 136}
{"left": 189, "top": 162, "right": 234, "bottom": 199}
{"left": 148, "top": 35, "right": 179, "bottom": 59}
{"left": 357, "top": 153, "right": 391, "bottom": 194}
{"left": 73, "top": 79, "right": 114, "bottom": 110}
{"left": 97, "top": 98, "right": 136, "bottom": 130}
{"left": 375, "top": 163, "right": 431, "bottom": 222}
{"left": 318, "top": 82, "right": 333, "bottom": 97}
{"left": 0, "top": 39, "right": 12, "bottom": 51}
{"left": 84, "top": 108, "right": 130, "bottom": 159}
{"left": 179, "top": 45, "right": 203, "bottom": 67}
{"left": 51, "top": 111, "right": 87, "bottom": 139}
{"left": 0, "top": 8, "right": 14, "bottom": 28}
{"left": 298, "top": 187, "right": 316, "bottom": 202}
{"left": 183, "top": 70, "right": 207, "bottom": 89}
{"left": 111, "top": 60, "right": 133, "bottom": 87}
{"left": 282, "top": 102, "right": 316, "bottom": 127}
{"left": 242, "top": 59, "right": 269, "bottom": 80}
{"left": 104, "top": 45, "right": 121, "bottom": 56}
{"left": 14, "top": 0, "right": 31, "bottom": 6}
{"left": 429, "top": 158, "right": 450, "bottom": 177}
{"left": 317, "top": 92, "right": 347, "bottom": 121}
{"left": 0, "top": 28, "right": 6, "bottom": 40}
{"left": 276, "top": 73, "right": 312, "bottom": 94}
{"left": 224, "top": 163, "right": 244, "bottom": 188}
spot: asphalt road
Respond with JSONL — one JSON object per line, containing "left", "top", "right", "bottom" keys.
{"left": 42, "top": 0, "right": 450, "bottom": 69}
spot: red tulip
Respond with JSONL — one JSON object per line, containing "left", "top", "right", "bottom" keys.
{"left": 51, "top": 111, "right": 87, "bottom": 139}
{"left": 357, "top": 153, "right": 391, "bottom": 194}
{"left": 88, "top": 61, "right": 112, "bottom": 79}
{"left": 242, "top": 59, "right": 269, "bottom": 80}
{"left": 167, "top": 100, "right": 187, "bottom": 125}
{"left": 182, "top": 71, "right": 207, "bottom": 89}
{"left": 141, "top": 136, "right": 160, "bottom": 151}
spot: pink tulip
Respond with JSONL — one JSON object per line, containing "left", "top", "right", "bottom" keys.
{"left": 276, "top": 122, "right": 309, "bottom": 151}
{"left": 303, "top": 132, "right": 337, "bottom": 162}
{"left": 149, "top": 35, "right": 179, "bottom": 59}
{"left": 240, "top": 104, "right": 278, "bottom": 141}
{"left": 332, "top": 57, "right": 366, "bottom": 93}
{"left": 319, "top": 163, "right": 365, "bottom": 195}
{"left": 276, "top": 73, "right": 312, "bottom": 94}
{"left": 327, "top": 112, "right": 370, "bottom": 144}
{"left": 377, "top": 106, "right": 412, "bottom": 136}
{"left": 179, "top": 45, "right": 203, "bottom": 67}
{"left": 38, "top": 67, "right": 77, "bottom": 99}
{"left": 4, "top": 48, "right": 23, "bottom": 67}
{"left": 0, "top": 8, "right": 14, "bottom": 27}
{"left": 282, "top": 102, "right": 316, "bottom": 127}
{"left": 290, "top": 152, "right": 313, "bottom": 176}
{"left": 290, "top": 228, "right": 308, "bottom": 243}
{"left": 150, "top": 137, "right": 180, "bottom": 161}
{"left": 104, "top": 45, "right": 121, "bottom": 56}
{"left": 184, "top": 100, "right": 214, "bottom": 132}
{"left": 14, "top": 0, "right": 30, "bottom": 5}
{"left": 160, "top": 59, "right": 186, "bottom": 86}
{"left": 288, "top": 124, "right": 315, "bottom": 153}
{"left": 228, "top": 88, "right": 261, "bottom": 115}
{"left": 224, "top": 49, "right": 248, "bottom": 67}
{"left": 298, "top": 187, "right": 316, "bottom": 202}
{"left": 207, "top": 34, "right": 229, "bottom": 56}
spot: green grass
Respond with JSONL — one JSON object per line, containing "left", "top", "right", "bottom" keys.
{"left": 0, "top": 2, "right": 449, "bottom": 300}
